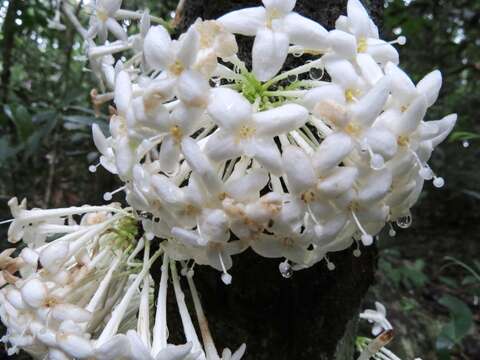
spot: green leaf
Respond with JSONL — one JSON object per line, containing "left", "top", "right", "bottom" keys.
{"left": 449, "top": 131, "right": 480, "bottom": 142}
{"left": 438, "top": 294, "right": 473, "bottom": 342}
{"left": 4, "top": 105, "right": 34, "bottom": 141}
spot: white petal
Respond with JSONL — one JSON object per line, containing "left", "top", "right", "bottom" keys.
{"left": 57, "top": 333, "right": 94, "bottom": 359}
{"left": 155, "top": 343, "right": 193, "bottom": 360}
{"left": 105, "top": 18, "right": 127, "bottom": 42}
{"left": 349, "top": 75, "right": 391, "bottom": 127}
{"left": 99, "top": 0, "right": 122, "bottom": 15}
{"left": 95, "top": 334, "right": 130, "bottom": 360}
{"left": 393, "top": 96, "right": 428, "bottom": 136}
{"left": 151, "top": 175, "right": 183, "bottom": 205}
{"left": 347, "top": 0, "right": 372, "bottom": 38}
{"left": 246, "top": 138, "right": 283, "bottom": 175}
{"left": 176, "top": 27, "right": 200, "bottom": 69}
{"left": 207, "top": 88, "right": 252, "bottom": 131}
{"left": 302, "top": 84, "right": 346, "bottom": 111}
{"left": 356, "top": 53, "right": 383, "bottom": 85}
{"left": 254, "top": 103, "right": 308, "bottom": 136}
{"left": 416, "top": 70, "right": 442, "bottom": 107}
{"left": 201, "top": 209, "right": 229, "bottom": 243}
{"left": 251, "top": 235, "right": 284, "bottom": 258}
{"left": 357, "top": 169, "right": 392, "bottom": 205}
{"left": 313, "top": 214, "right": 347, "bottom": 244}
{"left": 52, "top": 304, "right": 92, "bottom": 323}
{"left": 171, "top": 227, "right": 205, "bottom": 247}
{"left": 114, "top": 70, "right": 131, "bottom": 116}
{"left": 126, "top": 330, "right": 152, "bottom": 360}
{"left": 159, "top": 136, "right": 180, "bottom": 174}
{"left": 204, "top": 131, "right": 243, "bottom": 163}
{"left": 282, "top": 146, "right": 316, "bottom": 194}
{"left": 176, "top": 70, "right": 210, "bottom": 107}
{"left": 115, "top": 136, "right": 134, "bottom": 177}
{"left": 263, "top": 0, "right": 296, "bottom": 14}
{"left": 92, "top": 124, "right": 110, "bottom": 156}
{"left": 328, "top": 30, "right": 357, "bottom": 59}
{"left": 252, "top": 28, "right": 289, "bottom": 81}
{"left": 317, "top": 167, "right": 358, "bottom": 197}
{"left": 20, "top": 278, "right": 47, "bottom": 308}
{"left": 225, "top": 168, "right": 269, "bottom": 202}
{"left": 430, "top": 113, "right": 457, "bottom": 147}
{"left": 144, "top": 26, "right": 173, "bottom": 70}
{"left": 217, "top": 7, "right": 266, "bottom": 36}
{"left": 181, "top": 137, "right": 222, "bottom": 194}
{"left": 284, "top": 12, "right": 328, "bottom": 50}
{"left": 312, "top": 132, "right": 354, "bottom": 172}
{"left": 323, "top": 54, "right": 361, "bottom": 89}
{"left": 366, "top": 39, "right": 399, "bottom": 65}
{"left": 364, "top": 127, "right": 398, "bottom": 159}
{"left": 385, "top": 62, "right": 417, "bottom": 104}
{"left": 39, "top": 240, "right": 69, "bottom": 273}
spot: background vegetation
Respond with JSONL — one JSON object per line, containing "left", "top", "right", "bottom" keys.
{"left": 0, "top": 0, "right": 478, "bottom": 359}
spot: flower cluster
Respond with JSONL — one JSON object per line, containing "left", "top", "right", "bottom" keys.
{"left": 0, "top": 0, "right": 457, "bottom": 358}
{"left": 83, "top": 0, "right": 455, "bottom": 281}
{"left": 0, "top": 200, "right": 244, "bottom": 359}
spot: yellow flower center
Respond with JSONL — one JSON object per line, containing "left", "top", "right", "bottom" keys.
{"left": 397, "top": 135, "right": 409, "bottom": 147}
{"left": 169, "top": 60, "right": 184, "bottom": 76}
{"left": 357, "top": 37, "right": 368, "bottom": 53}
{"left": 345, "top": 122, "right": 362, "bottom": 136}
{"left": 236, "top": 125, "right": 256, "bottom": 141}
{"left": 345, "top": 88, "right": 360, "bottom": 103}
{"left": 301, "top": 190, "right": 315, "bottom": 203}
{"left": 170, "top": 125, "right": 183, "bottom": 143}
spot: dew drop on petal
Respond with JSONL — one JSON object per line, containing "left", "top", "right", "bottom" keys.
{"left": 462, "top": 140, "right": 470, "bottom": 148}
{"left": 287, "top": 74, "right": 298, "bottom": 83}
{"left": 292, "top": 47, "right": 304, "bottom": 57}
{"left": 396, "top": 214, "right": 412, "bottom": 229}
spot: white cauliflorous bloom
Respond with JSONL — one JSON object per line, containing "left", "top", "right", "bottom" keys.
{"left": 360, "top": 302, "right": 393, "bottom": 336}
{"left": 0, "top": 0, "right": 457, "bottom": 356}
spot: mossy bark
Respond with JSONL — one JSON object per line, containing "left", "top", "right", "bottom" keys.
{"left": 169, "top": 1, "right": 383, "bottom": 359}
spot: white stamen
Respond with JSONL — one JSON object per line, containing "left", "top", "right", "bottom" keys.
{"left": 351, "top": 210, "right": 373, "bottom": 246}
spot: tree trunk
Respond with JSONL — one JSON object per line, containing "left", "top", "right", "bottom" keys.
{"left": 170, "top": 1, "right": 382, "bottom": 359}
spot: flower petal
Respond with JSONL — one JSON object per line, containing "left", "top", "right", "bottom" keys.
{"left": 347, "top": 0, "right": 372, "bottom": 38}
{"left": 155, "top": 343, "right": 193, "bottom": 360}
{"left": 204, "top": 130, "right": 242, "bottom": 163}
{"left": 366, "top": 38, "right": 399, "bottom": 65}
{"left": 282, "top": 146, "right": 316, "bottom": 194}
{"left": 246, "top": 138, "right": 283, "bottom": 175}
{"left": 224, "top": 168, "right": 269, "bottom": 202}
{"left": 328, "top": 30, "right": 357, "bottom": 59}
{"left": 430, "top": 113, "right": 457, "bottom": 147}
{"left": 284, "top": 12, "right": 328, "bottom": 50}
{"left": 144, "top": 26, "right": 173, "bottom": 70}
{"left": 176, "top": 69, "right": 210, "bottom": 107}
{"left": 176, "top": 27, "right": 200, "bottom": 69}
{"left": 263, "top": 0, "right": 296, "bottom": 14}
{"left": 357, "top": 169, "right": 392, "bottom": 205}
{"left": 159, "top": 136, "right": 180, "bottom": 174}
{"left": 312, "top": 132, "right": 354, "bottom": 173}
{"left": 114, "top": 71, "right": 131, "bottom": 116}
{"left": 356, "top": 53, "right": 383, "bottom": 85}
{"left": 252, "top": 28, "right": 289, "bottom": 81}
{"left": 217, "top": 7, "right": 266, "bottom": 36}
{"left": 207, "top": 88, "right": 252, "bottom": 131}
{"left": 254, "top": 103, "right": 308, "bottom": 136}
{"left": 416, "top": 70, "right": 442, "bottom": 107}
{"left": 302, "top": 84, "right": 346, "bottom": 111}
{"left": 317, "top": 166, "right": 358, "bottom": 197}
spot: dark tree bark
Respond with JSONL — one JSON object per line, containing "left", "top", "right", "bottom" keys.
{"left": 1, "top": 0, "right": 21, "bottom": 105}
{"left": 168, "top": 1, "right": 383, "bottom": 359}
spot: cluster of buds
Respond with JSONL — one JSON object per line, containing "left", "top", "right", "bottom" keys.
{"left": 0, "top": 0, "right": 456, "bottom": 358}
{"left": 0, "top": 200, "right": 245, "bottom": 359}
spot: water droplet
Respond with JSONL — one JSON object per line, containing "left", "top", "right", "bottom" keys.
{"left": 433, "top": 176, "right": 445, "bottom": 188}
{"left": 396, "top": 214, "right": 412, "bottom": 229}
{"left": 292, "top": 47, "right": 304, "bottom": 57}
{"left": 309, "top": 67, "right": 323, "bottom": 80}
{"left": 462, "top": 140, "right": 470, "bottom": 148}
{"left": 287, "top": 74, "right": 298, "bottom": 83}
{"left": 279, "top": 261, "right": 293, "bottom": 278}
{"left": 353, "top": 249, "right": 362, "bottom": 257}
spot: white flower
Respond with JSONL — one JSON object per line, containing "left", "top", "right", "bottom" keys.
{"left": 218, "top": 0, "right": 328, "bottom": 80}
{"left": 360, "top": 302, "right": 393, "bottom": 336}
{"left": 88, "top": 0, "right": 127, "bottom": 43}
